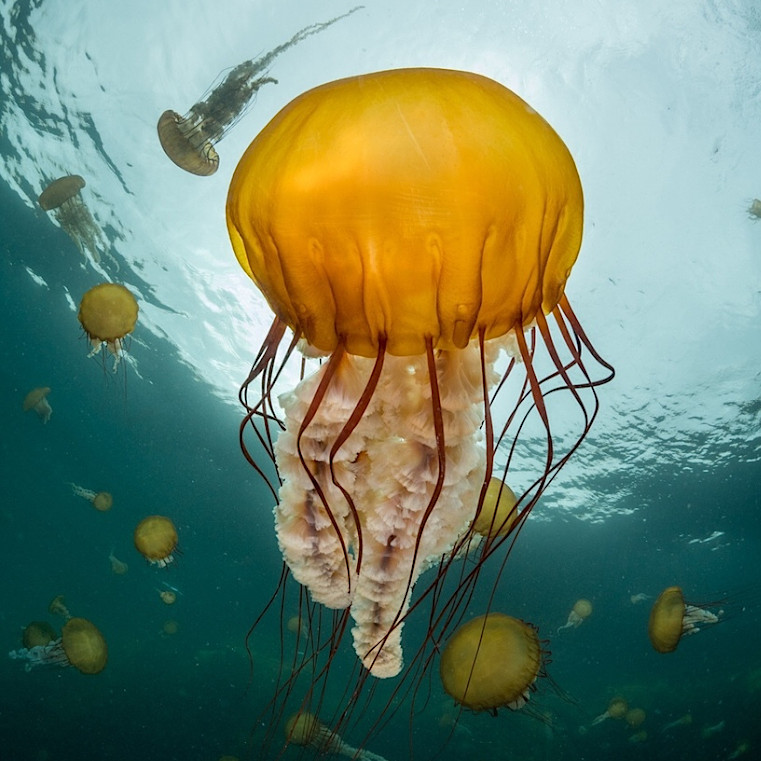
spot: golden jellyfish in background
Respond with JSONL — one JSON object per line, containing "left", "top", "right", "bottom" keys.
{"left": 439, "top": 613, "right": 544, "bottom": 713}
{"left": 69, "top": 483, "right": 113, "bottom": 512}
{"left": 648, "top": 586, "right": 722, "bottom": 653}
{"left": 162, "top": 619, "right": 179, "bottom": 636}
{"left": 471, "top": 478, "right": 519, "bottom": 540}
{"left": 77, "top": 283, "right": 138, "bottom": 371}
{"left": 9, "top": 617, "right": 107, "bottom": 674}
{"left": 48, "top": 595, "right": 70, "bottom": 620}
{"left": 748, "top": 199, "right": 761, "bottom": 220}
{"left": 108, "top": 550, "right": 128, "bottom": 575}
{"left": 22, "top": 386, "right": 52, "bottom": 423}
{"left": 38, "top": 175, "right": 108, "bottom": 266}
{"left": 134, "top": 515, "right": 178, "bottom": 568}
{"left": 557, "top": 598, "right": 593, "bottom": 633}
{"left": 625, "top": 708, "right": 647, "bottom": 728}
{"left": 157, "top": 8, "right": 362, "bottom": 176}
{"left": 285, "top": 712, "right": 389, "bottom": 761}
{"left": 158, "top": 588, "right": 177, "bottom": 605}
{"left": 227, "top": 66, "right": 614, "bottom": 695}
{"left": 591, "top": 697, "right": 628, "bottom": 726}
{"left": 22, "top": 621, "right": 58, "bottom": 649}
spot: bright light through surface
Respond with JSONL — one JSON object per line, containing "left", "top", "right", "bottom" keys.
{"left": 1, "top": 0, "right": 760, "bottom": 522}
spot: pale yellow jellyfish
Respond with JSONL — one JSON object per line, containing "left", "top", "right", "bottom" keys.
{"left": 157, "top": 7, "right": 362, "bottom": 175}
{"left": 748, "top": 199, "right": 761, "bottom": 220}
{"left": 38, "top": 175, "right": 107, "bottom": 266}
{"left": 77, "top": 283, "right": 139, "bottom": 371}
{"left": 471, "top": 478, "right": 519, "bottom": 540}
{"left": 648, "top": 586, "right": 722, "bottom": 653}
{"left": 22, "top": 621, "right": 58, "bottom": 649}
{"left": 558, "top": 599, "right": 593, "bottom": 633}
{"left": 162, "top": 619, "right": 179, "bottom": 636}
{"left": 625, "top": 708, "right": 646, "bottom": 728}
{"left": 630, "top": 593, "right": 651, "bottom": 604}
{"left": 285, "top": 712, "right": 389, "bottom": 761}
{"left": 158, "top": 589, "right": 176, "bottom": 605}
{"left": 134, "top": 515, "right": 178, "bottom": 568}
{"left": 591, "top": 697, "right": 628, "bottom": 725}
{"left": 69, "top": 483, "right": 113, "bottom": 512}
{"left": 23, "top": 387, "right": 52, "bottom": 423}
{"left": 108, "top": 550, "right": 128, "bottom": 575}
{"left": 48, "top": 595, "right": 70, "bottom": 620}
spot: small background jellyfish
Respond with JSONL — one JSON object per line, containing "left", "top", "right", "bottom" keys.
{"left": 38, "top": 175, "right": 115, "bottom": 268}
{"left": 557, "top": 598, "right": 593, "bottom": 632}
{"left": 648, "top": 586, "right": 722, "bottom": 653}
{"left": 9, "top": 617, "right": 108, "bottom": 675}
{"left": 592, "top": 697, "right": 629, "bottom": 726}
{"left": 69, "top": 483, "right": 113, "bottom": 512}
{"left": 134, "top": 515, "right": 179, "bottom": 567}
{"left": 157, "top": 6, "right": 363, "bottom": 176}
{"left": 748, "top": 199, "right": 761, "bottom": 219}
{"left": 77, "top": 283, "right": 139, "bottom": 371}
{"left": 108, "top": 550, "right": 128, "bottom": 575}
{"left": 22, "top": 386, "right": 52, "bottom": 423}
{"left": 285, "top": 712, "right": 389, "bottom": 761}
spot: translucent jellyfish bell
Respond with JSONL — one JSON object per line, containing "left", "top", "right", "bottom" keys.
{"left": 38, "top": 175, "right": 111, "bottom": 267}
{"left": 157, "top": 6, "right": 362, "bottom": 176}
{"left": 285, "top": 712, "right": 389, "bottom": 761}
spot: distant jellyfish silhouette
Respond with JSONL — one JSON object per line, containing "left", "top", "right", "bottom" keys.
{"left": 591, "top": 697, "right": 628, "bottom": 725}
{"left": 69, "top": 483, "right": 113, "bottom": 512}
{"left": 134, "top": 515, "right": 178, "bottom": 568}
{"left": 38, "top": 175, "right": 107, "bottom": 266}
{"left": 748, "top": 199, "right": 761, "bottom": 220}
{"left": 108, "top": 550, "right": 128, "bottom": 575}
{"left": 157, "top": 7, "right": 362, "bottom": 176}
{"left": 558, "top": 599, "right": 593, "bottom": 633}
{"left": 439, "top": 613, "right": 545, "bottom": 713}
{"left": 9, "top": 617, "right": 107, "bottom": 674}
{"left": 48, "top": 595, "right": 70, "bottom": 620}
{"left": 285, "top": 712, "right": 389, "bottom": 761}
{"left": 661, "top": 712, "right": 693, "bottom": 733}
{"left": 648, "top": 586, "right": 722, "bottom": 653}
{"left": 162, "top": 619, "right": 179, "bottom": 636}
{"left": 158, "top": 589, "right": 176, "bottom": 605}
{"left": 630, "top": 593, "right": 651, "bottom": 605}
{"left": 77, "top": 283, "right": 139, "bottom": 371}
{"left": 22, "top": 621, "right": 58, "bottom": 649}
{"left": 625, "top": 708, "right": 646, "bottom": 728}
{"left": 23, "top": 387, "right": 52, "bottom": 423}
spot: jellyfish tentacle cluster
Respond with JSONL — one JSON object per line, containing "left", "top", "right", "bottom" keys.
{"left": 158, "top": 6, "right": 363, "bottom": 175}
{"left": 285, "top": 712, "right": 390, "bottom": 761}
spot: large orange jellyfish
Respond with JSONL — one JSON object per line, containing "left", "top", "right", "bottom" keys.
{"left": 9, "top": 617, "right": 107, "bottom": 674}
{"left": 134, "top": 515, "right": 179, "bottom": 567}
{"left": 23, "top": 386, "right": 52, "bottom": 423}
{"left": 226, "top": 67, "right": 613, "bottom": 748}
{"left": 648, "top": 586, "right": 722, "bottom": 653}
{"left": 157, "top": 8, "right": 361, "bottom": 176}
{"left": 78, "top": 283, "right": 138, "bottom": 371}
{"left": 439, "top": 613, "right": 545, "bottom": 714}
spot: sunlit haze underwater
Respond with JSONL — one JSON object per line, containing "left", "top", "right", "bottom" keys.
{"left": 1, "top": 1, "right": 760, "bottom": 760}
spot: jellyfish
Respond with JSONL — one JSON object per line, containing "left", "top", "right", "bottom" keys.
{"left": 591, "top": 697, "right": 628, "bottom": 725}
{"left": 48, "top": 595, "right": 70, "bottom": 620}
{"left": 625, "top": 708, "right": 647, "bottom": 728}
{"left": 285, "top": 712, "right": 389, "bottom": 761}
{"left": 134, "top": 515, "right": 178, "bottom": 568}
{"left": 158, "top": 589, "right": 176, "bottom": 605}
{"left": 77, "top": 283, "right": 139, "bottom": 371}
{"left": 629, "top": 730, "right": 648, "bottom": 743}
{"left": 22, "top": 621, "right": 58, "bottom": 649}
{"left": 23, "top": 387, "right": 52, "bottom": 423}
{"left": 648, "top": 586, "right": 722, "bottom": 653}
{"left": 748, "top": 199, "right": 761, "bottom": 220}
{"left": 227, "top": 67, "right": 613, "bottom": 693}
{"left": 157, "top": 7, "right": 362, "bottom": 176}
{"left": 439, "top": 613, "right": 545, "bottom": 713}
{"left": 162, "top": 619, "right": 179, "bottom": 636}
{"left": 69, "top": 483, "right": 113, "bottom": 512}
{"left": 661, "top": 713, "right": 693, "bottom": 733}
{"left": 9, "top": 617, "right": 107, "bottom": 674}
{"left": 557, "top": 599, "right": 593, "bottom": 633}
{"left": 38, "top": 175, "right": 108, "bottom": 266}
{"left": 470, "top": 477, "right": 519, "bottom": 540}
{"left": 108, "top": 550, "right": 128, "bottom": 575}
{"left": 630, "top": 593, "right": 651, "bottom": 605}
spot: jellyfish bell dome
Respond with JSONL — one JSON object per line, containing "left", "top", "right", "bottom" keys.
{"left": 38, "top": 175, "right": 85, "bottom": 211}
{"left": 22, "top": 386, "right": 52, "bottom": 423}
{"left": 134, "top": 515, "right": 179, "bottom": 567}
{"left": 626, "top": 707, "right": 647, "bottom": 728}
{"left": 157, "top": 110, "right": 220, "bottom": 176}
{"left": 573, "top": 599, "right": 593, "bottom": 619}
{"left": 471, "top": 477, "right": 519, "bottom": 538}
{"left": 92, "top": 491, "right": 113, "bottom": 512}
{"left": 62, "top": 617, "right": 108, "bottom": 674}
{"left": 439, "top": 612, "right": 543, "bottom": 712}
{"left": 78, "top": 283, "right": 138, "bottom": 344}
{"left": 22, "top": 621, "right": 58, "bottom": 649}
